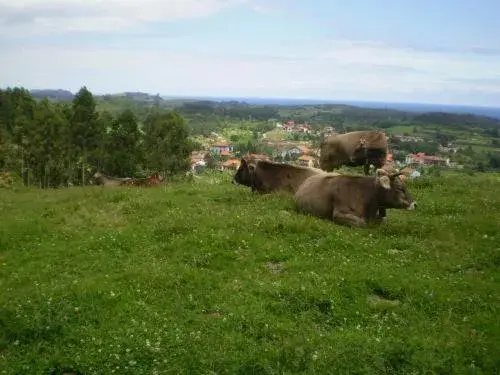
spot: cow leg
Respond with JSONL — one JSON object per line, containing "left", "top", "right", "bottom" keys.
{"left": 332, "top": 208, "right": 367, "bottom": 228}
{"left": 363, "top": 163, "right": 370, "bottom": 175}
{"left": 377, "top": 207, "right": 387, "bottom": 219}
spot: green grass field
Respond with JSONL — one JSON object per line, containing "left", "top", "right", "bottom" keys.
{"left": 1, "top": 171, "right": 500, "bottom": 374}
{"left": 263, "top": 129, "right": 288, "bottom": 141}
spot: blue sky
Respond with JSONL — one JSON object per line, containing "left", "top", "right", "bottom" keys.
{"left": 1, "top": 0, "right": 499, "bottom": 106}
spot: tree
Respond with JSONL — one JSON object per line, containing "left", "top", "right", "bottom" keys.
{"left": 435, "top": 130, "right": 456, "bottom": 147}
{"left": 30, "top": 98, "right": 68, "bottom": 187}
{"left": 143, "top": 110, "right": 193, "bottom": 175}
{"left": 488, "top": 152, "right": 500, "bottom": 169}
{"left": 104, "top": 109, "right": 143, "bottom": 177}
{"left": 69, "top": 86, "right": 104, "bottom": 185}
{"left": 6, "top": 88, "right": 37, "bottom": 185}
{"left": 0, "top": 126, "right": 8, "bottom": 170}
{"left": 485, "top": 128, "right": 499, "bottom": 138}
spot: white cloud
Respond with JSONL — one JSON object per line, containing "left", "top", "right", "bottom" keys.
{"left": 315, "top": 40, "right": 500, "bottom": 81}
{"left": 1, "top": 39, "right": 500, "bottom": 106}
{"left": 0, "top": 0, "right": 249, "bottom": 35}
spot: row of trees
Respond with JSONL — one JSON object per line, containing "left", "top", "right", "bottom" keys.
{"left": 0, "top": 86, "right": 194, "bottom": 188}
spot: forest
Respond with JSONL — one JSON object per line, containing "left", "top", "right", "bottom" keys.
{"left": 0, "top": 87, "right": 194, "bottom": 188}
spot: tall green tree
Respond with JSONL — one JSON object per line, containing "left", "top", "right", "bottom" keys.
{"left": 0, "top": 126, "right": 8, "bottom": 170}
{"left": 5, "top": 88, "right": 37, "bottom": 185}
{"left": 143, "top": 110, "right": 193, "bottom": 175}
{"left": 69, "top": 86, "right": 104, "bottom": 184}
{"left": 30, "top": 99, "right": 68, "bottom": 187}
{"left": 97, "top": 110, "right": 114, "bottom": 173}
{"left": 104, "top": 109, "right": 143, "bottom": 177}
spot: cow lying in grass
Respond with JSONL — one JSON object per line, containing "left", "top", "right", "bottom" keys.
{"left": 232, "top": 158, "right": 330, "bottom": 194}
{"left": 92, "top": 172, "right": 164, "bottom": 188}
{"left": 91, "top": 172, "right": 133, "bottom": 187}
{"left": 294, "top": 168, "right": 416, "bottom": 228}
{"left": 122, "top": 172, "right": 165, "bottom": 187}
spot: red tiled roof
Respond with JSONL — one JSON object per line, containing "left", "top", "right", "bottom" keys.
{"left": 408, "top": 153, "right": 444, "bottom": 162}
{"left": 424, "top": 155, "right": 443, "bottom": 161}
{"left": 222, "top": 159, "right": 239, "bottom": 167}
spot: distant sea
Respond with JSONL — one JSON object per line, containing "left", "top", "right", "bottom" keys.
{"left": 163, "top": 95, "right": 500, "bottom": 119}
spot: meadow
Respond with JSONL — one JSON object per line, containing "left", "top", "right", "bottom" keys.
{"left": 1, "top": 171, "right": 499, "bottom": 374}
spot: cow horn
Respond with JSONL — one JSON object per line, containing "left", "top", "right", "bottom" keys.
{"left": 390, "top": 162, "right": 410, "bottom": 178}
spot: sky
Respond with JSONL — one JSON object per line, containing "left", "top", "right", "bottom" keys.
{"left": 1, "top": 0, "right": 500, "bottom": 107}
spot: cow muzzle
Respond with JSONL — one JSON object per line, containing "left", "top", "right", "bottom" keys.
{"left": 407, "top": 201, "right": 417, "bottom": 210}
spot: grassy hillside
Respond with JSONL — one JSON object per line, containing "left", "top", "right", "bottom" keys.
{"left": 1, "top": 171, "right": 500, "bottom": 374}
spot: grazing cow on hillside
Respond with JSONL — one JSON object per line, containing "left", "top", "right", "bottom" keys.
{"left": 91, "top": 172, "right": 133, "bottom": 187}
{"left": 232, "top": 158, "right": 331, "bottom": 194}
{"left": 319, "top": 130, "right": 389, "bottom": 175}
{"left": 294, "top": 168, "right": 416, "bottom": 228}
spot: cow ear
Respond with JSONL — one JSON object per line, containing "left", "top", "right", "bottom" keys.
{"left": 240, "top": 158, "right": 247, "bottom": 167}
{"left": 377, "top": 175, "right": 391, "bottom": 189}
{"left": 376, "top": 169, "right": 391, "bottom": 189}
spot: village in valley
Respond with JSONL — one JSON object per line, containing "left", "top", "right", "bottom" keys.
{"left": 190, "top": 119, "right": 460, "bottom": 178}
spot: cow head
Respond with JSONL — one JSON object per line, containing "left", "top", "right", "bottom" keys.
{"left": 375, "top": 168, "right": 416, "bottom": 210}
{"left": 232, "top": 158, "right": 255, "bottom": 187}
{"left": 149, "top": 172, "right": 164, "bottom": 185}
{"left": 90, "top": 171, "right": 104, "bottom": 185}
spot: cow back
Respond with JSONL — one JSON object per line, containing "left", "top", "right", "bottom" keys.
{"left": 253, "top": 161, "right": 325, "bottom": 194}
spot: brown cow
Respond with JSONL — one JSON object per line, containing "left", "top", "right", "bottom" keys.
{"left": 122, "top": 172, "right": 165, "bottom": 187}
{"left": 91, "top": 172, "right": 133, "bottom": 187}
{"left": 293, "top": 168, "right": 416, "bottom": 228}
{"left": 149, "top": 172, "right": 164, "bottom": 185}
{"left": 232, "top": 158, "right": 330, "bottom": 194}
{"left": 319, "top": 130, "right": 389, "bottom": 175}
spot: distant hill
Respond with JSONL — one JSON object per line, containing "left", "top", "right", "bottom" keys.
{"left": 102, "top": 92, "right": 164, "bottom": 103}
{"left": 30, "top": 89, "right": 74, "bottom": 101}
{"left": 29, "top": 89, "right": 165, "bottom": 104}
{"left": 163, "top": 95, "right": 500, "bottom": 120}
{"left": 25, "top": 88, "right": 500, "bottom": 125}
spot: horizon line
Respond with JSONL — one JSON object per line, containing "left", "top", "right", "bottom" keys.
{"left": 158, "top": 94, "right": 500, "bottom": 110}
{"left": 8, "top": 86, "right": 498, "bottom": 111}
{"left": 24, "top": 87, "right": 500, "bottom": 110}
